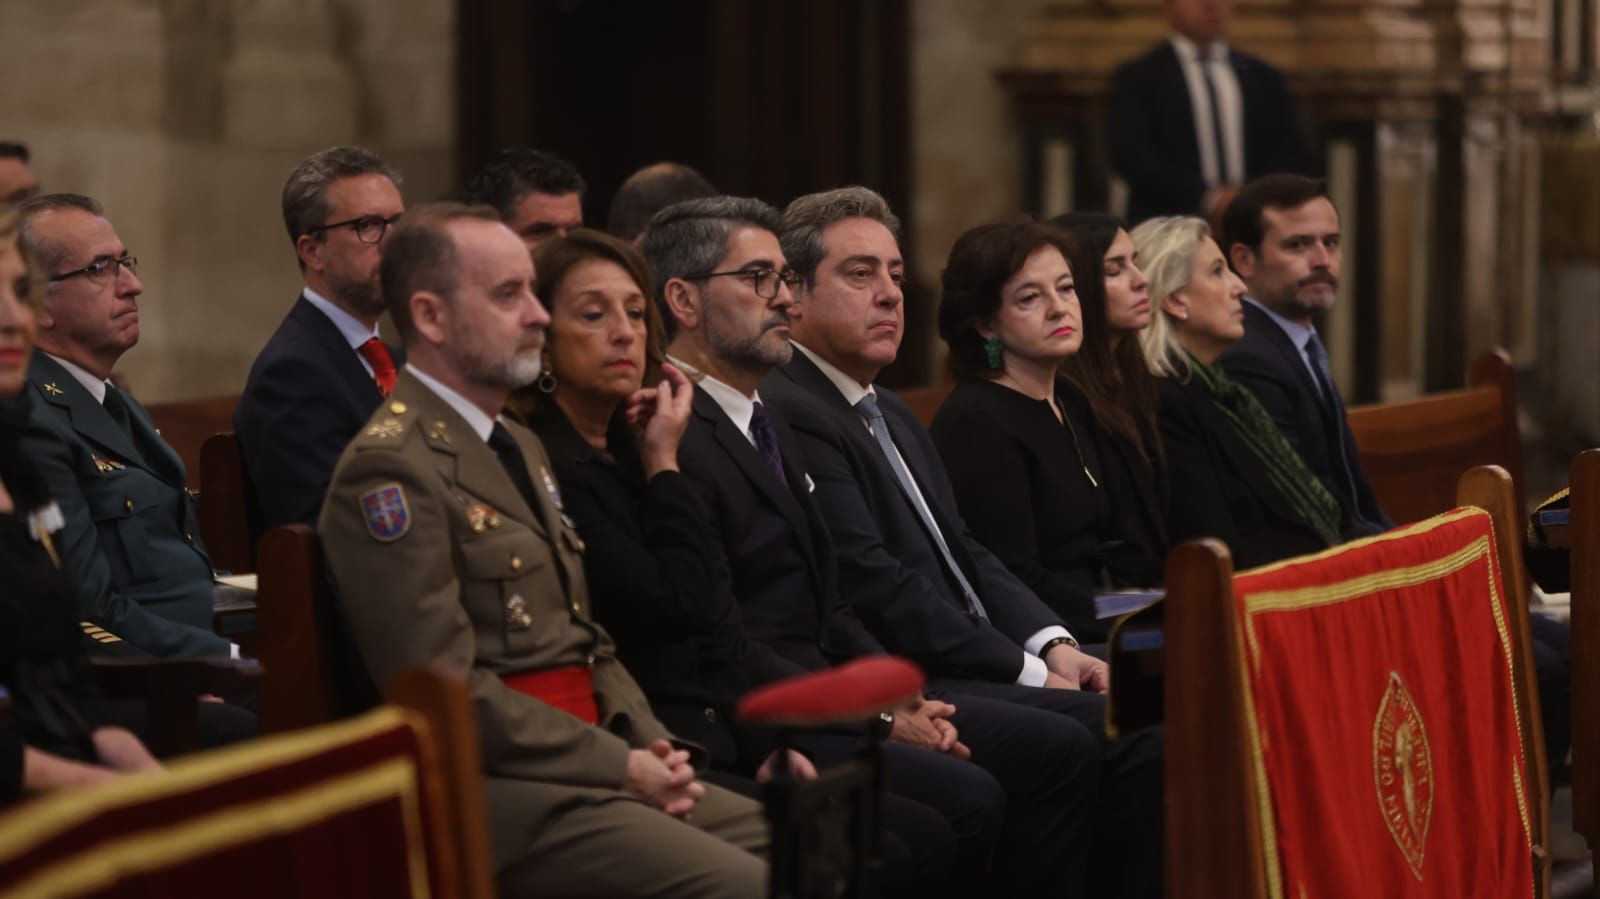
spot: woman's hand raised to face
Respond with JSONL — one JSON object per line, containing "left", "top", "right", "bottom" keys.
{"left": 628, "top": 363, "right": 695, "bottom": 477}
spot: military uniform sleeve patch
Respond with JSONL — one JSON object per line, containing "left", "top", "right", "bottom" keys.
{"left": 360, "top": 482, "right": 412, "bottom": 542}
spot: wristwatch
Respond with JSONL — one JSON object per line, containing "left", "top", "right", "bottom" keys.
{"left": 1039, "top": 636, "right": 1078, "bottom": 656}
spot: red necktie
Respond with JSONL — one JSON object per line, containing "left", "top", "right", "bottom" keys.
{"left": 358, "top": 337, "right": 397, "bottom": 397}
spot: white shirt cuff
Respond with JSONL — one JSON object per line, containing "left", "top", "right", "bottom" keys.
{"left": 230, "top": 643, "right": 241, "bottom": 660}
{"left": 1024, "top": 625, "right": 1075, "bottom": 657}
{"left": 1017, "top": 651, "right": 1049, "bottom": 687}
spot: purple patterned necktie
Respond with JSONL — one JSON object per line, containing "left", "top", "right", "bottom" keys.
{"left": 748, "top": 401, "right": 787, "bottom": 486}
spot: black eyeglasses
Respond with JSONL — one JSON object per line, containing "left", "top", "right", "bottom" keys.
{"left": 306, "top": 213, "right": 403, "bottom": 244}
{"left": 691, "top": 267, "right": 802, "bottom": 300}
{"left": 49, "top": 254, "right": 139, "bottom": 284}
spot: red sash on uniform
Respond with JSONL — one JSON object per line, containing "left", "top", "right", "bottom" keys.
{"left": 504, "top": 667, "right": 598, "bottom": 725}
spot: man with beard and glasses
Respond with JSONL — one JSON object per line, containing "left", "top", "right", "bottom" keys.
{"left": 1214, "top": 173, "right": 1390, "bottom": 537}
{"left": 236, "top": 146, "right": 407, "bottom": 528}
{"left": 319, "top": 203, "right": 768, "bottom": 899}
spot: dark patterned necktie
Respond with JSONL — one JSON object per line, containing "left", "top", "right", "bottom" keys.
{"left": 748, "top": 401, "right": 787, "bottom": 486}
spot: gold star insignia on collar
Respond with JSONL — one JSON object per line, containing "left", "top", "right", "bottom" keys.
{"left": 43, "top": 382, "right": 64, "bottom": 396}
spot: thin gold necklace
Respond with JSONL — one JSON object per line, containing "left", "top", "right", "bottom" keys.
{"left": 1052, "top": 395, "right": 1100, "bottom": 488}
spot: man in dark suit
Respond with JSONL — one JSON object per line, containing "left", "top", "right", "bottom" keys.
{"left": 1214, "top": 174, "right": 1392, "bottom": 537}
{"left": 1107, "top": 0, "right": 1312, "bottom": 225}
{"left": 646, "top": 196, "right": 1120, "bottom": 898}
{"left": 235, "top": 147, "right": 406, "bottom": 529}
{"left": 767, "top": 186, "right": 1163, "bottom": 899}
{"left": 464, "top": 147, "right": 586, "bottom": 253}
{"left": 16, "top": 193, "right": 232, "bottom": 659}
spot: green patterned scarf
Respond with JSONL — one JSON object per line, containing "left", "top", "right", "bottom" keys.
{"left": 1186, "top": 354, "right": 1344, "bottom": 547}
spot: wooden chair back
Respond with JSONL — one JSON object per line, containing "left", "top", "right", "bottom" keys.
{"left": 197, "top": 432, "right": 258, "bottom": 574}
{"left": 898, "top": 381, "right": 954, "bottom": 428}
{"left": 144, "top": 394, "right": 239, "bottom": 490}
{"left": 256, "top": 524, "right": 373, "bottom": 733}
{"left": 1347, "top": 350, "right": 1523, "bottom": 526}
{"left": 1566, "top": 449, "right": 1600, "bottom": 852}
{"left": 1165, "top": 464, "right": 1548, "bottom": 898}
{"left": 0, "top": 667, "right": 492, "bottom": 898}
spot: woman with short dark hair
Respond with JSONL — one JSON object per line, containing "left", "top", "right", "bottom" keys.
{"left": 931, "top": 219, "right": 1145, "bottom": 641}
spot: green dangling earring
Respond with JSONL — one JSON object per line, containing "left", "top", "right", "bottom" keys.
{"left": 983, "top": 336, "right": 1004, "bottom": 370}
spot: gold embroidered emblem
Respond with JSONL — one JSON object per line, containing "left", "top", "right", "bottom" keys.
{"left": 1373, "top": 670, "right": 1433, "bottom": 880}
{"left": 505, "top": 594, "right": 533, "bottom": 630}
{"left": 90, "top": 453, "right": 126, "bottom": 473}
{"left": 365, "top": 418, "right": 404, "bottom": 439}
{"left": 428, "top": 419, "right": 452, "bottom": 444}
{"left": 43, "top": 382, "right": 65, "bottom": 396}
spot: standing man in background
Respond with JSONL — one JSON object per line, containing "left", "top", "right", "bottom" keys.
{"left": 1107, "top": 0, "right": 1312, "bottom": 226}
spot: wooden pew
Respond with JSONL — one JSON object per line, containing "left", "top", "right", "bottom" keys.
{"left": 198, "top": 432, "right": 258, "bottom": 574}
{"left": 1348, "top": 349, "right": 1523, "bottom": 525}
{"left": 1165, "top": 464, "right": 1549, "bottom": 898}
{"left": 144, "top": 394, "right": 239, "bottom": 490}
{"left": 1565, "top": 449, "right": 1600, "bottom": 853}
{"left": 899, "top": 381, "right": 954, "bottom": 428}
{"left": 0, "top": 667, "right": 494, "bottom": 899}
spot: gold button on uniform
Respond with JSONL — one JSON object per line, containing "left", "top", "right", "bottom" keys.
{"left": 509, "top": 554, "right": 523, "bottom": 572}
{"left": 703, "top": 708, "right": 717, "bottom": 723}
{"left": 124, "top": 499, "right": 134, "bottom": 512}
{"left": 389, "top": 401, "right": 407, "bottom": 414}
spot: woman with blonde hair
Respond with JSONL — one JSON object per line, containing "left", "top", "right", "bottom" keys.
{"left": 1133, "top": 215, "right": 1342, "bottom": 568}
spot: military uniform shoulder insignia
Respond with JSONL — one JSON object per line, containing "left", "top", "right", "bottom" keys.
{"left": 428, "top": 418, "right": 452, "bottom": 444}
{"left": 43, "top": 382, "right": 65, "bottom": 396}
{"left": 360, "top": 482, "right": 412, "bottom": 542}
{"left": 365, "top": 418, "right": 405, "bottom": 439}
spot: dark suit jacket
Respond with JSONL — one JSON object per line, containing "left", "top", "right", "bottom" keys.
{"left": 1157, "top": 374, "right": 1333, "bottom": 569}
{"left": 529, "top": 404, "right": 761, "bottom": 769}
{"left": 1215, "top": 301, "right": 1392, "bottom": 536}
{"left": 22, "top": 354, "right": 230, "bottom": 658}
{"left": 676, "top": 387, "right": 886, "bottom": 691}
{"left": 235, "top": 294, "right": 399, "bottom": 528}
{"left": 763, "top": 353, "right": 1065, "bottom": 683}
{"left": 1108, "top": 40, "right": 1312, "bottom": 224}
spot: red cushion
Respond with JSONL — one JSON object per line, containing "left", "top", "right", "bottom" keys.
{"left": 737, "top": 656, "right": 924, "bottom": 726}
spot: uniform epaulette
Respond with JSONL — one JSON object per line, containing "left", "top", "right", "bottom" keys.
{"left": 355, "top": 400, "right": 417, "bottom": 447}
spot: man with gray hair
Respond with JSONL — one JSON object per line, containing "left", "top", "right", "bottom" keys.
{"left": 18, "top": 193, "right": 234, "bottom": 659}
{"left": 650, "top": 196, "right": 1104, "bottom": 897}
{"left": 235, "top": 146, "right": 406, "bottom": 528}
{"left": 763, "top": 186, "right": 1163, "bottom": 899}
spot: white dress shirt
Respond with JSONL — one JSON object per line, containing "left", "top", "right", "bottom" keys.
{"left": 303, "top": 287, "right": 382, "bottom": 378}
{"left": 1170, "top": 34, "right": 1245, "bottom": 191}
{"left": 1244, "top": 298, "right": 1326, "bottom": 400}
{"left": 792, "top": 342, "right": 1073, "bottom": 687}
{"left": 43, "top": 352, "right": 109, "bottom": 403}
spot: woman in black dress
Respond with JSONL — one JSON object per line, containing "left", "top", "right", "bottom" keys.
{"left": 1131, "top": 215, "right": 1342, "bottom": 568}
{"left": 0, "top": 208, "right": 161, "bottom": 802}
{"left": 930, "top": 218, "right": 1144, "bottom": 642}
{"left": 1051, "top": 213, "right": 1169, "bottom": 587}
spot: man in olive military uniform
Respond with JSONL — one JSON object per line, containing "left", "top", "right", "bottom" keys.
{"left": 319, "top": 202, "right": 766, "bottom": 898}
{"left": 17, "top": 193, "right": 232, "bottom": 659}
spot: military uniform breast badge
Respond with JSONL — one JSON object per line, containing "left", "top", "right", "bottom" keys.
{"left": 505, "top": 594, "right": 533, "bottom": 630}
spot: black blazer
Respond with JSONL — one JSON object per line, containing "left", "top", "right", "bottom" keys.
{"left": 676, "top": 387, "right": 886, "bottom": 691}
{"left": 1215, "top": 301, "right": 1392, "bottom": 536}
{"left": 530, "top": 404, "right": 763, "bottom": 769}
{"left": 763, "top": 353, "right": 1066, "bottom": 682}
{"left": 235, "top": 294, "right": 399, "bottom": 529}
{"left": 1157, "top": 374, "right": 1333, "bottom": 569}
{"left": 930, "top": 379, "right": 1127, "bottom": 640}
{"left": 1108, "top": 40, "right": 1312, "bottom": 224}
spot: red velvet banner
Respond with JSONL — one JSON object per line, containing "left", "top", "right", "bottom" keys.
{"left": 1233, "top": 508, "right": 1534, "bottom": 899}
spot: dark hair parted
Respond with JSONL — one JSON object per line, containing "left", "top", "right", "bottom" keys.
{"left": 938, "top": 218, "right": 1080, "bottom": 380}
{"left": 533, "top": 228, "right": 665, "bottom": 373}
{"left": 281, "top": 147, "right": 400, "bottom": 267}
{"left": 464, "top": 147, "right": 587, "bottom": 221}
{"left": 379, "top": 202, "right": 501, "bottom": 341}
{"left": 779, "top": 186, "right": 901, "bottom": 286}
{"left": 606, "top": 162, "right": 717, "bottom": 242}
{"left": 1051, "top": 212, "right": 1162, "bottom": 465}
{"left": 1219, "top": 174, "right": 1332, "bottom": 258}
{"left": 15, "top": 193, "right": 104, "bottom": 274}
{"left": 639, "top": 195, "right": 783, "bottom": 339}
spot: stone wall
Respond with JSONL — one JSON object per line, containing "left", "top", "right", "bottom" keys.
{"left": 0, "top": 0, "right": 454, "bottom": 402}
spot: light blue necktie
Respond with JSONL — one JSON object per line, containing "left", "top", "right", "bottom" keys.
{"left": 854, "top": 393, "right": 988, "bottom": 620}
